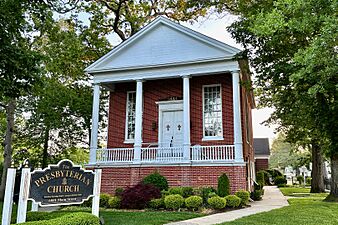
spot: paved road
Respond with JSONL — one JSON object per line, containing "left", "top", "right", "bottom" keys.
{"left": 167, "top": 186, "right": 289, "bottom": 225}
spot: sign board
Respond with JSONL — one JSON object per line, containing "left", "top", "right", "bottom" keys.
{"left": 29, "top": 160, "right": 95, "bottom": 206}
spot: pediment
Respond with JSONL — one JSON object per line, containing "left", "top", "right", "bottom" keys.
{"left": 86, "top": 17, "right": 241, "bottom": 73}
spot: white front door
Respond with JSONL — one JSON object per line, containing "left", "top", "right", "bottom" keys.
{"left": 160, "top": 110, "right": 183, "bottom": 147}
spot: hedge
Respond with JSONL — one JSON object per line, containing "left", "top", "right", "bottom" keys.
{"left": 142, "top": 171, "right": 168, "bottom": 191}
{"left": 207, "top": 196, "right": 226, "bottom": 209}
{"left": 235, "top": 190, "right": 250, "bottom": 206}
{"left": 16, "top": 212, "right": 100, "bottom": 225}
{"left": 185, "top": 196, "right": 203, "bottom": 210}
{"left": 225, "top": 195, "right": 241, "bottom": 208}
{"left": 164, "top": 194, "right": 184, "bottom": 210}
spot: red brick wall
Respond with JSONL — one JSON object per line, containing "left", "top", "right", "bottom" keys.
{"left": 107, "top": 74, "right": 234, "bottom": 148}
{"left": 255, "top": 158, "right": 269, "bottom": 171}
{"left": 100, "top": 165, "right": 247, "bottom": 195}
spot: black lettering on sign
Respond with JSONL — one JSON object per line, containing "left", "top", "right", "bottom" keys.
{"left": 29, "top": 160, "right": 94, "bottom": 206}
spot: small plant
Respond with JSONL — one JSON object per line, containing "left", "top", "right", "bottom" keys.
{"left": 297, "top": 175, "right": 304, "bottom": 184}
{"left": 100, "top": 193, "right": 111, "bottom": 208}
{"left": 207, "top": 196, "right": 226, "bottom": 209}
{"left": 121, "top": 183, "right": 161, "bottom": 209}
{"left": 235, "top": 190, "right": 250, "bottom": 206}
{"left": 148, "top": 198, "right": 164, "bottom": 209}
{"left": 182, "top": 187, "right": 194, "bottom": 198}
{"left": 169, "top": 187, "right": 184, "bottom": 196}
{"left": 108, "top": 196, "right": 121, "bottom": 209}
{"left": 115, "top": 187, "right": 124, "bottom": 197}
{"left": 256, "top": 171, "right": 265, "bottom": 186}
{"left": 251, "top": 189, "right": 263, "bottom": 201}
{"left": 225, "top": 195, "right": 241, "bottom": 208}
{"left": 218, "top": 173, "right": 230, "bottom": 197}
{"left": 201, "top": 187, "right": 217, "bottom": 203}
{"left": 185, "top": 196, "right": 203, "bottom": 210}
{"left": 142, "top": 171, "right": 169, "bottom": 190}
{"left": 274, "top": 176, "right": 287, "bottom": 186}
{"left": 306, "top": 177, "right": 312, "bottom": 186}
{"left": 164, "top": 194, "right": 184, "bottom": 210}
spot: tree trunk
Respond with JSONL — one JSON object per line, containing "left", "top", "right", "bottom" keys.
{"left": 310, "top": 142, "right": 325, "bottom": 193}
{"left": 42, "top": 128, "right": 49, "bottom": 169}
{"left": 326, "top": 153, "right": 338, "bottom": 201}
{"left": 0, "top": 99, "right": 16, "bottom": 201}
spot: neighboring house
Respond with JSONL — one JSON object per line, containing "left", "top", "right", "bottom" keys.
{"left": 85, "top": 16, "right": 255, "bottom": 194}
{"left": 254, "top": 138, "right": 270, "bottom": 171}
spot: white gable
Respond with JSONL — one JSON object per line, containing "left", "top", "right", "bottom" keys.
{"left": 86, "top": 17, "right": 241, "bottom": 73}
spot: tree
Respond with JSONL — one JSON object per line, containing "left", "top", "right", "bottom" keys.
{"left": 227, "top": 0, "right": 337, "bottom": 199}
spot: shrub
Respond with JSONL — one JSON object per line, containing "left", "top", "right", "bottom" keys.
{"left": 208, "top": 192, "right": 218, "bottom": 198}
{"left": 100, "top": 193, "right": 111, "bottom": 208}
{"left": 218, "top": 173, "right": 230, "bottom": 197}
{"left": 115, "top": 187, "right": 124, "bottom": 197}
{"left": 306, "top": 177, "right": 312, "bottom": 185}
{"left": 207, "top": 196, "right": 226, "bottom": 209}
{"left": 164, "top": 194, "right": 184, "bottom": 210}
{"left": 148, "top": 198, "right": 164, "bottom": 209}
{"left": 256, "top": 171, "right": 265, "bottom": 186}
{"left": 121, "top": 183, "right": 161, "bottom": 209}
{"left": 267, "top": 169, "right": 283, "bottom": 181}
{"left": 274, "top": 176, "right": 287, "bottom": 186}
{"left": 201, "top": 187, "right": 217, "bottom": 203}
{"left": 235, "top": 190, "right": 250, "bottom": 206}
{"left": 297, "top": 175, "right": 304, "bottom": 184}
{"left": 21, "top": 212, "right": 100, "bottom": 225}
{"left": 225, "top": 195, "right": 241, "bottom": 208}
{"left": 142, "top": 171, "right": 168, "bottom": 191}
{"left": 185, "top": 196, "right": 203, "bottom": 210}
{"left": 251, "top": 189, "right": 263, "bottom": 201}
{"left": 182, "top": 187, "right": 194, "bottom": 198}
{"left": 261, "top": 170, "right": 271, "bottom": 185}
{"left": 81, "top": 197, "right": 92, "bottom": 207}
{"left": 169, "top": 187, "right": 184, "bottom": 196}
{"left": 161, "top": 190, "right": 170, "bottom": 197}
{"left": 108, "top": 196, "right": 121, "bottom": 209}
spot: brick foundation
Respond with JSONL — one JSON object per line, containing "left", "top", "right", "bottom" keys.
{"left": 100, "top": 165, "right": 247, "bottom": 195}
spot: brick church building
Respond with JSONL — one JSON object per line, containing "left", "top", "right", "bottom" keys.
{"left": 85, "top": 16, "right": 256, "bottom": 194}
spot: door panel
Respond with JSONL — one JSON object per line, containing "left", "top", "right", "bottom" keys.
{"left": 160, "top": 110, "right": 183, "bottom": 147}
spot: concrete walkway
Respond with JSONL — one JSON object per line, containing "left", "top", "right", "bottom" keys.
{"left": 167, "top": 186, "right": 289, "bottom": 225}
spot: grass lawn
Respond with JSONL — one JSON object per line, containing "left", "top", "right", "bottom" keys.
{"left": 220, "top": 187, "right": 337, "bottom": 225}
{"left": 279, "top": 187, "right": 329, "bottom": 198}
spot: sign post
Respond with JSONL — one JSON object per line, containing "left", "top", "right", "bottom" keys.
{"left": 2, "top": 167, "right": 16, "bottom": 225}
{"left": 92, "top": 168, "right": 102, "bottom": 216}
{"left": 17, "top": 166, "right": 31, "bottom": 223}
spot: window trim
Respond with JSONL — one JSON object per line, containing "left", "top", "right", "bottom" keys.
{"left": 202, "top": 84, "right": 224, "bottom": 141}
{"left": 124, "top": 91, "right": 136, "bottom": 143}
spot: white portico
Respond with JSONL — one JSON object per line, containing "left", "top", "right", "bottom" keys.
{"left": 86, "top": 16, "right": 246, "bottom": 166}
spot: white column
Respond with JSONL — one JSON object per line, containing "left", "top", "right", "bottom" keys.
{"left": 134, "top": 80, "right": 143, "bottom": 162}
{"left": 90, "top": 84, "right": 100, "bottom": 164}
{"left": 183, "top": 76, "right": 191, "bottom": 161}
{"left": 2, "top": 168, "right": 16, "bottom": 225}
{"left": 232, "top": 70, "right": 244, "bottom": 162}
{"left": 92, "top": 168, "right": 102, "bottom": 217}
{"left": 17, "top": 167, "right": 31, "bottom": 224}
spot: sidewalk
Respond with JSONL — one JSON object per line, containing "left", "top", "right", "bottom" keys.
{"left": 167, "top": 186, "right": 289, "bottom": 225}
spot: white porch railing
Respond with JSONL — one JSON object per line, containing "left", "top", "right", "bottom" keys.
{"left": 95, "top": 145, "right": 235, "bottom": 163}
{"left": 191, "top": 145, "right": 235, "bottom": 161}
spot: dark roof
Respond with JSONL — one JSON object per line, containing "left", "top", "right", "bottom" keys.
{"left": 254, "top": 138, "right": 270, "bottom": 155}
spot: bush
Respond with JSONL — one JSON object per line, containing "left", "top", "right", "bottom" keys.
{"left": 256, "top": 171, "right": 265, "bottom": 186}
{"left": 121, "top": 183, "right": 161, "bottom": 209}
{"left": 20, "top": 212, "right": 100, "bottom": 225}
{"left": 207, "top": 196, "right": 226, "bottom": 209}
{"left": 100, "top": 193, "right": 111, "bottom": 208}
{"left": 164, "top": 194, "right": 184, "bottom": 210}
{"left": 182, "top": 187, "right": 194, "bottom": 198}
{"left": 297, "top": 175, "right": 304, "bottom": 184}
{"left": 306, "top": 177, "right": 312, "bottom": 185}
{"left": 169, "top": 187, "right": 184, "bottom": 196}
{"left": 267, "top": 169, "right": 283, "bottom": 181}
{"left": 201, "top": 187, "right": 217, "bottom": 203}
{"left": 81, "top": 197, "right": 92, "bottom": 207}
{"left": 274, "top": 176, "right": 287, "bottom": 186}
{"left": 148, "top": 198, "right": 164, "bottom": 209}
{"left": 208, "top": 192, "right": 218, "bottom": 198}
{"left": 142, "top": 171, "right": 168, "bottom": 191}
{"left": 115, "top": 188, "right": 124, "bottom": 197}
{"left": 161, "top": 190, "right": 170, "bottom": 197}
{"left": 251, "top": 189, "right": 263, "bottom": 201}
{"left": 225, "top": 195, "right": 241, "bottom": 208}
{"left": 235, "top": 190, "right": 250, "bottom": 206}
{"left": 185, "top": 196, "right": 203, "bottom": 210}
{"left": 108, "top": 196, "right": 121, "bottom": 209}
{"left": 218, "top": 173, "right": 230, "bottom": 197}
